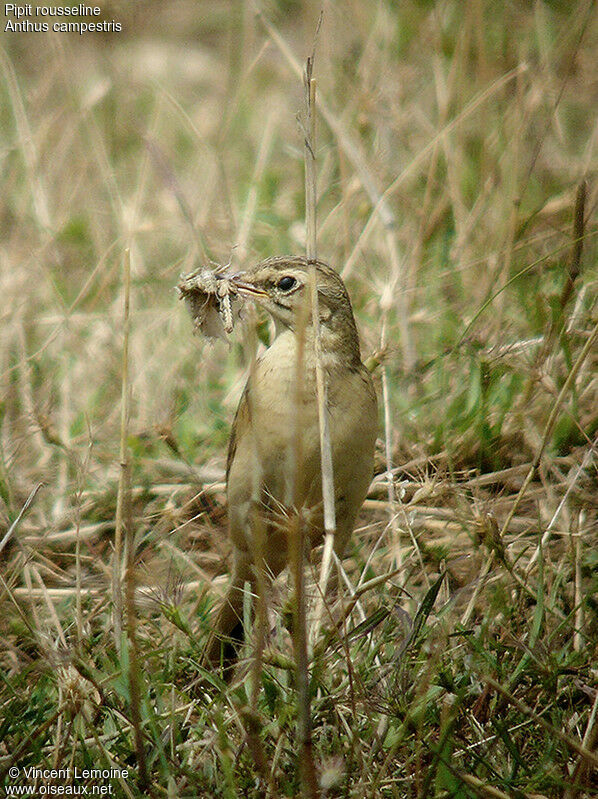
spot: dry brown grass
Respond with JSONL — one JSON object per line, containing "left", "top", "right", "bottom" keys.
{"left": 1, "top": 2, "right": 597, "bottom": 797}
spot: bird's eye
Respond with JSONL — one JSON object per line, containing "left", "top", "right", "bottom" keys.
{"left": 277, "top": 276, "right": 296, "bottom": 292}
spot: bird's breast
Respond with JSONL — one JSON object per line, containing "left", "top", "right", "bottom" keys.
{"left": 250, "top": 332, "right": 321, "bottom": 460}
{"left": 226, "top": 329, "right": 377, "bottom": 547}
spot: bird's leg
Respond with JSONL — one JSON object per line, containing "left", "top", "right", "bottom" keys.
{"left": 204, "top": 521, "right": 289, "bottom": 677}
{"left": 203, "top": 547, "right": 253, "bottom": 673}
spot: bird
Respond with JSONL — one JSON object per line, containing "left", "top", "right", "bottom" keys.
{"left": 204, "top": 256, "right": 378, "bottom": 673}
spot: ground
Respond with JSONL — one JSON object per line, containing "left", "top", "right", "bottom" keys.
{"left": 0, "top": 2, "right": 597, "bottom": 797}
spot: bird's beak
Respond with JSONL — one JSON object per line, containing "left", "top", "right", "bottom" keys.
{"left": 229, "top": 274, "right": 268, "bottom": 297}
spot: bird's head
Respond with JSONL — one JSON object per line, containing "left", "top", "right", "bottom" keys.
{"left": 230, "top": 257, "right": 360, "bottom": 360}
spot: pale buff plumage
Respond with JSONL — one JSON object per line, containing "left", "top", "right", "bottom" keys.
{"left": 204, "top": 256, "right": 378, "bottom": 671}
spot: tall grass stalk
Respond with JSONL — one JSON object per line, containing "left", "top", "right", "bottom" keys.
{"left": 112, "top": 249, "right": 131, "bottom": 654}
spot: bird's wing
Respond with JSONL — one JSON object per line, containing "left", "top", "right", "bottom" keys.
{"left": 226, "top": 382, "right": 250, "bottom": 483}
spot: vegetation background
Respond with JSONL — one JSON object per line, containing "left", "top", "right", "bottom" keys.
{"left": 1, "top": 1, "right": 597, "bottom": 797}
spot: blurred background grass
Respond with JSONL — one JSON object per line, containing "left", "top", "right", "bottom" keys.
{"left": 1, "top": 1, "right": 597, "bottom": 797}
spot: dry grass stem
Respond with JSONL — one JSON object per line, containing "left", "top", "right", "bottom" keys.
{"left": 234, "top": 109, "right": 277, "bottom": 265}
{"left": 500, "top": 318, "right": 598, "bottom": 539}
{"left": 112, "top": 249, "right": 131, "bottom": 653}
{"left": 305, "top": 62, "right": 338, "bottom": 651}
{"left": 290, "top": 54, "right": 321, "bottom": 799}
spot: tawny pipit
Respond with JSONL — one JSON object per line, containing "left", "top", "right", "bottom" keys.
{"left": 205, "top": 256, "right": 377, "bottom": 669}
